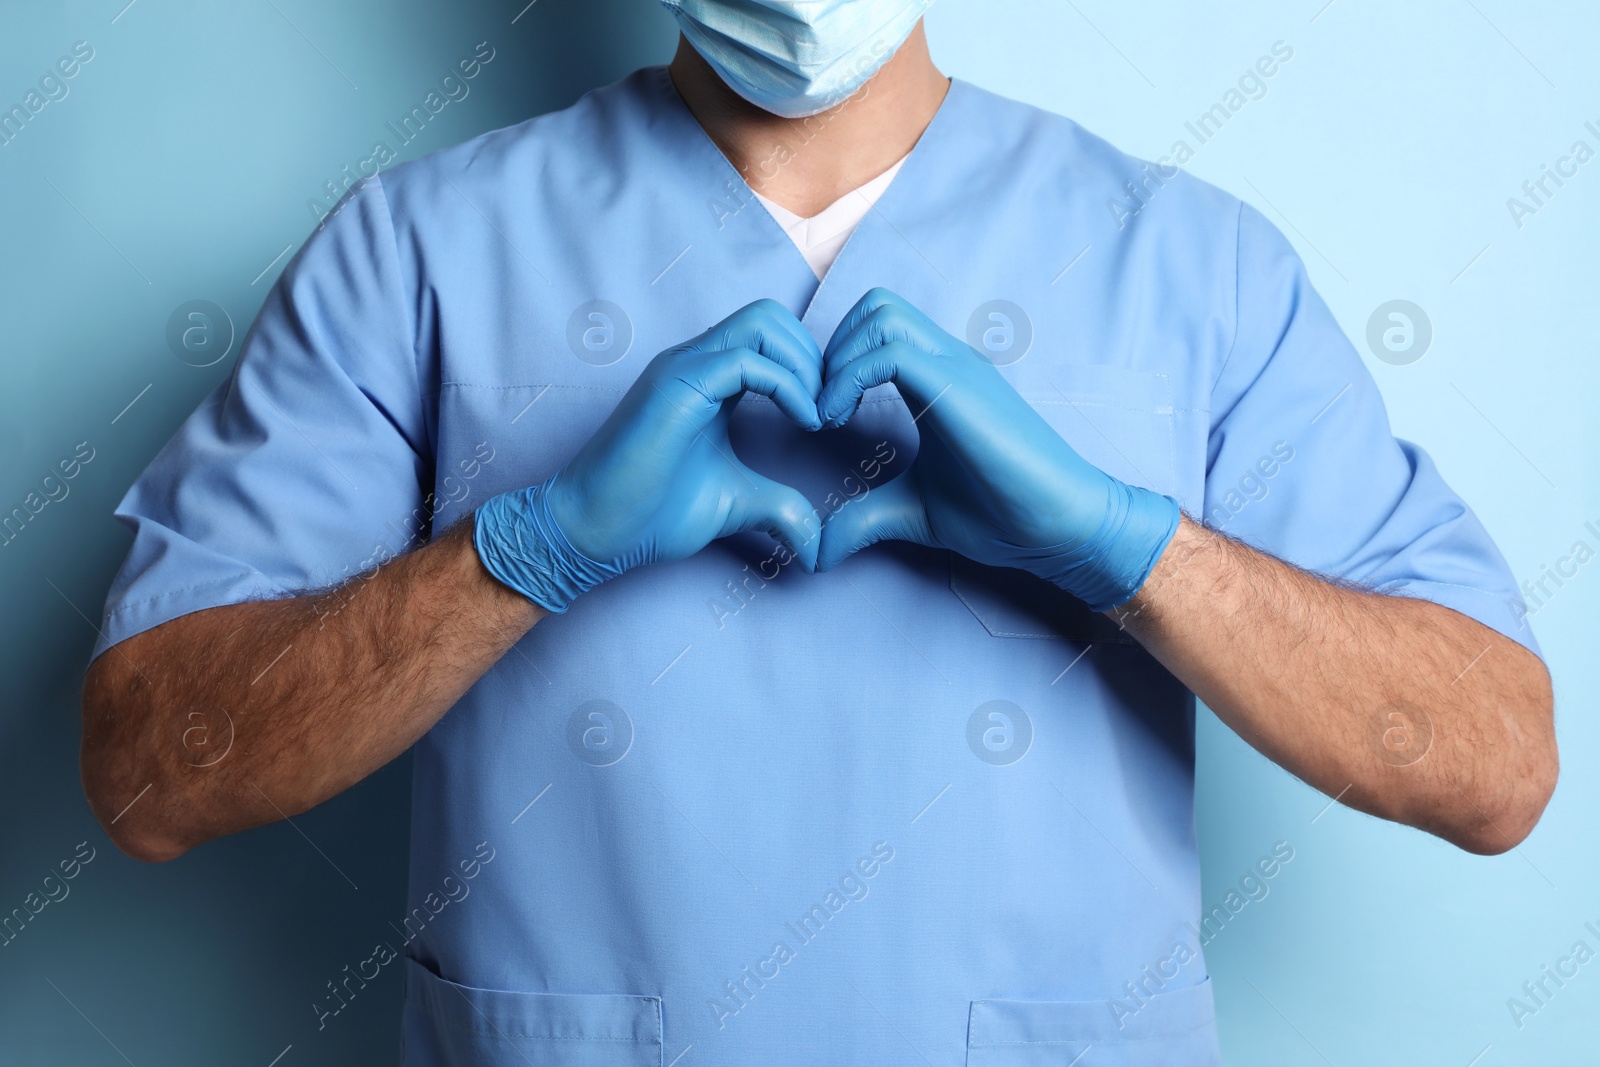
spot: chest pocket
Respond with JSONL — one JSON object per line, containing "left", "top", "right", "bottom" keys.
{"left": 966, "top": 977, "right": 1220, "bottom": 1066}
{"left": 401, "top": 958, "right": 663, "bottom": 1067}
{"left": 949, "top": 364, "right": 1179, "bottom": 643}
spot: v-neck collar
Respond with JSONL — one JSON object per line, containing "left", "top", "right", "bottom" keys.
{"left": 753, "top": 154, "right": 907, "bottom": 244}
{"left": 650, "top": 66, "right": 971, "bottom": 324}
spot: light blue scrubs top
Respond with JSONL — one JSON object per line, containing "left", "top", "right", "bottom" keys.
{"left": 93, "top": 68, "right": 1539, "bottom": 1066}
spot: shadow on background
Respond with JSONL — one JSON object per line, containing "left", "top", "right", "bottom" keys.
{"left": 0, "top": 1, "right": 674, "bottom": 1062}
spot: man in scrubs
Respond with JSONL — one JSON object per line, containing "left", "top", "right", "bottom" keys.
{"left": 82, "top": 3, "right": 1556, "bottom": 1064}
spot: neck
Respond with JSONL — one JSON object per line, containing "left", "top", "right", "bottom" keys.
{"left": 667, "top": 23, "right": 949, "bottom": 218}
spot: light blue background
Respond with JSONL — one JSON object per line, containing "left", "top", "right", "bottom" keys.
{"left": 1, "top": 0, "right": 1594, "bottom": 1063}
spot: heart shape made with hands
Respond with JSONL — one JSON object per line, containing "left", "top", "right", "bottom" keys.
{"left": 713, "top": 287, "right": 1180, "bottom": 613}
{"left": 473, "top": 288, "right": 1179, "bottom": 616}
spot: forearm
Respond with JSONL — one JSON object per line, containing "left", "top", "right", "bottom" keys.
{"left": 1114, "top": 517, "right": 1556, "bottom": 854}
{"left": 81, "top": 516, "right": 543, "bottom": 861}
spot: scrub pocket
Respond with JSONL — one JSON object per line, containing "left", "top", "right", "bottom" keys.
{"left": 966, "top": 977, "right": 1220, "bottom": 1066}
{"left": 401, "top": 957, "right": 663, "bottom": 1067}
{"left": 949, "top": 366, "right": 1179, "bottom": 643}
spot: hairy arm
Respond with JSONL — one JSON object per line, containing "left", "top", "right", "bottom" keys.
{"left": 81, "top": 299, "right": 826, "bottom": 865}
{"left": 80, "top": 518, "right": 543, "bottom": 863}
{"left": 1114, "top": 517, "right": 1557, "bottom": 855}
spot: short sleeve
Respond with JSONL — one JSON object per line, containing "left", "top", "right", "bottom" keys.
{"left": 92, "top": 177, "right": 429, "bottom": 662}
{"left": 1204, "top": 202, "right": 1539, "bottom": 659}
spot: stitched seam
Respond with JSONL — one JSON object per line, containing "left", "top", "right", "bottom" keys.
{"left": 946, "top": 569, "right": 1054, "bottom": 639}
{"left": 972, "top": 1012, "right": 1212, "bottom": 1045}
{"left": 436, "top": 382, "right": 1199, "bottom": 412}
{"left": 974, "top": 1024, "right": 1210, "bottom": 1046}
{"left": 1376, "top": 580, "right": 1531, "bottom": 625}
{"left": 102, "top": 573, "right": 284, "bottom": 619}
{"left": 372, "top": 175, "right": 423, "bottom": 419}
{"left": 948, "top": 569, "right": 1127, "bottom": 643}
{"left": 1022, "top": 399, "right": 1182, "bottom": 415}
{"left": 439, "top": 382, "right": 628, "bottom": 394}
{"left": 1163, "top": 376, "right": 1178, "bottom": 498}
{"left": 1208, "top": 198, "right": 1246, "bottom": 396}
{"left": 1377, "top": 578, "right": 1520, "bottom": 597}
{"left": 432, "top": 1025, "right": 659, "bottom": 1041}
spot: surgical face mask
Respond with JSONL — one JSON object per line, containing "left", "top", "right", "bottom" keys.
{"left": 662, "top": 0, "right": 933, "bottom": 119}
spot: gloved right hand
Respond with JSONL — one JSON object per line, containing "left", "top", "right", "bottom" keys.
{"left": 814, "top": 288, "right": 1180, "bottom": 613}
{"left": 473, "top": 299, "right": 824, "bottom": 613}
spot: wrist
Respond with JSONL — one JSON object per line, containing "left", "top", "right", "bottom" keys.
{"left": 1106, "top": 516, "right": 1227, "bottom": 631}
{"left": 451, "top": 516, "right": 545, "bottom": 625}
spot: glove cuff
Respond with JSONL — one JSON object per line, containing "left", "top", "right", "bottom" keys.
{"left": 1042, "top": 480, "right": 1181, "bottom": 613}
{"left": 472, "top": 475, "right": 622, "bottom": 614}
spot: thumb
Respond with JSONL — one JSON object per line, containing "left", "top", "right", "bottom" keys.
{"left": 818, "top": 474, "right": 933, "bottom": 572}
{"left": 720, "top": 470, "right": 822, "bottom": 574}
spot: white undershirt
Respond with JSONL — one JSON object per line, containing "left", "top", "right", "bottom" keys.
{"left": 751, "top": 153, "right": 910, "bottom": 280}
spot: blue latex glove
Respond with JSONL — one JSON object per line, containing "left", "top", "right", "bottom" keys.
{"left": 474, "top": 300, "right": 824, "bottom": 613}
{"left": 815, "top": 288, "right": 1180, "bottom": 612}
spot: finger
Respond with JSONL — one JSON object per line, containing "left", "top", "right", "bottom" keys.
{"left": 719, "top": 469, "right": 821, "bottom": 574}
{"left": 685, "top": 347, "right": 822, "bottom": 430}
{"left": 822, "top": 288, "right": 941, "bottom": 384}
{"left": 822, "top": 286, "right": 907, "bottom": 363}
{"left": 701, "top": 299, "right": 824, "bottom": 399}
{"left": 815, "top": 340, "right": 932, "bottom": 429}
{"left": 817, "top": 474, "right": 933, "bottom": 572}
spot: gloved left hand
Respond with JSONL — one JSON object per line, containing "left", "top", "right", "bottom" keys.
{"left": 814, "top": 288, "right": 1180, "bottom": 612}
{"left": 474, "top": 299, "right": 824, "bottom": 613}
